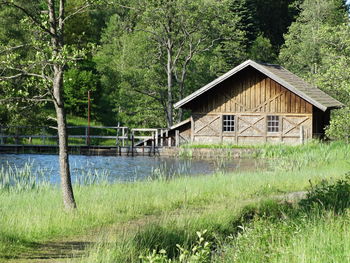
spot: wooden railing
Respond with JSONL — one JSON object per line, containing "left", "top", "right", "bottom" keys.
{"left": 0, "top": 126, "right": 174, "bottom": 147}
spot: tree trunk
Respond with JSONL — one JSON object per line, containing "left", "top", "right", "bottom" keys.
{"left": 167, "top": 40, "right": 173, "bottom": 128}
{"left": 48, "top": 0, "right": 76, "bottom": 210}
{"left": 53, "top": 68, "right": 77, "bottom": 209}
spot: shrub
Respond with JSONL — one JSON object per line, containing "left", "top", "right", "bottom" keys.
{"left": 300, "top": 173, "right": 350, "bottom": 213}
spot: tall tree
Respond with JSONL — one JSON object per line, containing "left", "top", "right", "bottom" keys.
{"left": 279, "top": 0, "right": 348, "bottom": 78}
{"left": 96, "top": 0, "right": 246, "bottom": 127}
{"left": 0, "top": 0, "right": 102, "bottom": 209}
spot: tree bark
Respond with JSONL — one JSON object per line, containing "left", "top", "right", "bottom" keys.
{"left": 53, "top": 68, "right": 76, "bottom": 209}
{"left": 49, "top": 0, "right": 77, "bottom": 209}
{"left": 167, "top": 39, "right": 173, "bottom": 128}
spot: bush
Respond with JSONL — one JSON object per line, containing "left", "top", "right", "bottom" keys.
{"left": 325, "top": 107, "right": 350, "bottom": 142}
{"left": 300, "top": 173, "right": 350, "bottom": 213}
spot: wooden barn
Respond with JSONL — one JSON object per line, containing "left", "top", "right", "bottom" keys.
{"left": 173, "top": 60, "right": 343, "bottom": 145}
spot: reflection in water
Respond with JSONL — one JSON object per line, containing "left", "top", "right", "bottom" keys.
{"left": 0, "top": 154, "right": 266, "bottom": 184}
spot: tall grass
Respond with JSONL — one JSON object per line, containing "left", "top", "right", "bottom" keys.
{"left": 0, "top": 162, "right": 50, "bottom": 192}
{"left": 0, "top": 142, "right": 349, "bottom": 261}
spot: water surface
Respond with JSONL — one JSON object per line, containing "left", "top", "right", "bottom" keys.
{"left": 0, "top": 154, "right": 264, "bottom": 184}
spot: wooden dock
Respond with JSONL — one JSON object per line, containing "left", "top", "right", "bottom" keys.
{"left": 0, "top": 126, "right": 179, "bottom": 156}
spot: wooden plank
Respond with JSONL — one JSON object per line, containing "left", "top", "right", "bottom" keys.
{"left": 246, "top": 74, "right": 250, "bottom": 111}
{"left": 295, "top": 96, "right": 300, "bottom": 113}
{"left": 257, "top": 74, "right": 261, "bottom": 111}
{"left": 266, "top": 78, "right": 270, "bottom": 112}
{"left": 220, "top": 115, "right": 223, "bottom": 143}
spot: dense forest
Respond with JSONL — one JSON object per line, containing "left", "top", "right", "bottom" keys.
{"left": 0, "top": 0, "right": 349, "bottom": 139}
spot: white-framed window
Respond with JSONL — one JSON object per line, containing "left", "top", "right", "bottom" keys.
{"left": 267, "top": 115, "right": 279, "bottom": 132}
{"left": 223, "top": 115, "right": 235, "bottom": 132}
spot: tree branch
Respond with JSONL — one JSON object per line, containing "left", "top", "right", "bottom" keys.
{"left": 62, "top": 2, "right": 91, "bottom": 24}
{"left": 0, "top": 1, "right": 54, "bottom": 37}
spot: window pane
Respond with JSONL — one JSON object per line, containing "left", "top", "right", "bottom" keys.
{"left": 223, "top": 115, "right": 235, "bottom": 132}
{"left": 267, "top": 115, "right": 279, "bottom": 132}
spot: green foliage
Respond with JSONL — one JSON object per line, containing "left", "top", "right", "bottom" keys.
{"left": 326, "top": 108, "right": 350, "bottom": 142}
{"left": 64, "top": 66, "right": 97, "bottom": 116}
{"left": 247, "top": 0, "right": 301, "bottom": 48}
{"left": 279, "top": 0, "right": 348, "bottom": 77}
{"left": 139, "top": 230, "right": 211, "bottom": 263}
{"left": 300, "top": 174, "right": 350, "bottom": 213}
{"left": 248, "top": 34, "right": 277, "bottom": 63}
{"left": 140, "top": 249, "right": 171, "bottom": 263}
{"left": 95, "top": 0, "right": 249, "bottom": 127}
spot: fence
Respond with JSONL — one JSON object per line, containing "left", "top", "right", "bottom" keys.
{"left": 0, "top": 126, "right": 175, "bottom": 147}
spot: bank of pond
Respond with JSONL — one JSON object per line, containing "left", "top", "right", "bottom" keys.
{"left": 0, "top": 141, "right": 349, "bottom": 262}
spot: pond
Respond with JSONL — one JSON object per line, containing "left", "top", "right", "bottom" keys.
{"left": 0, "top": 154, "right": 265, "bottom": 184}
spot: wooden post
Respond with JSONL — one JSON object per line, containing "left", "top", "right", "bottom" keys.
{"left": 235, "top": 115, "right": 239, "bottom": 144}
{"left": 116, "top": 126, "right": 120, "bottom": 147}
{"left": 166, "top": 130, "right": 171, "bottom": 146}
{"left": 122, "top": 128, "right": 125, "bottom": 147}
{"left": 155, "top": 129, "right": 158, "bottom": 147}
{"left": 131, "top": 132, "right": 134, "bottom": 157}
{"left": 153, "top": 132, "right": 156, "bottom": 155}
{"left": 87, "top": 90, "right": 91, "bottom": 146}
{"left": 300, "top": 125, "right": 304, "bottom": 144}
{"left": 175, "top": 130, "right": 180, "bottom": 147}
{"left": 160, "top": 129, "right": 163, "bottom": 147}
{"left": 190, "top": 116, "right": 194, "bottom": 143}
{"left": 220, "top": 115, "right": 223, "bottom": 143}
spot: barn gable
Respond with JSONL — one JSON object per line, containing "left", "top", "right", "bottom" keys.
{"left": 174, "top": 60, "right": 343, "bottom": 112}
{"left": 188, "top": 67, "right": 313, "bottom": 115}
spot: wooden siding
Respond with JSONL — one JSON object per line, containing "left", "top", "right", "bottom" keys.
{"left": 192, "top": 113, "right": 312, "bottom": 145}
{"left": 185, "top": 67, "right": 315, "bottom": 145}
{"left": 191, "top": 68, "right": 313, "bottom": 115}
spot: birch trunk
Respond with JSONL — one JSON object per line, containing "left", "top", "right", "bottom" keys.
{"left": 49, "top": 0, "right": 76, "bottom": 209}
{"left": 53, "top": 68, "right": 76, "bottom": 209}
{"left": 167, "top": 40, "right": 173, "bottom": 128}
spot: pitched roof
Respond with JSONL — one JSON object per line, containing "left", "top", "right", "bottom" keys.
{"left": 170, "top": 118, "right": 190, "bottom": 130}
{"left": 174, "top": 60, "right": 343, "bottom": 112}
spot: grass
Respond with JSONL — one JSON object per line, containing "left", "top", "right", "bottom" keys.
{"left": 0, "top": 141, "right": 349, "bottom": 262}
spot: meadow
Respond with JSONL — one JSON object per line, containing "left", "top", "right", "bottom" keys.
{"left": 0, "top": 141, "right": 349, "bottom": 262}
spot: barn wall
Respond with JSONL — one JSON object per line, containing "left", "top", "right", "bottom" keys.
{"left": 189, "top": 67, "right": 314, "bottom": 145}
{"left": 191, "top": 67, "right": 313, "bottom": 115}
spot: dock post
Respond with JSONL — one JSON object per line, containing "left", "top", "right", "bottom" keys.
{"left": 175, "top": 130, "right": 179, "bottom": 147}
{"left": 131, "top": 133, "right": 134, "bottom": 157}
{"left": 160, "top": 129, "right": 163, "bottom": 147}
{"left": 153, "top": 132, "right": 156, "bottom": 156}
{"left": 122, "top": 128, "right": 125, "bottom": 147}
{"left": 155, "top": 129, "right": 158, "bottom": 147}
{"left": 166, "top": 130, "right": 171, "bottom": 146}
